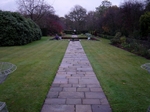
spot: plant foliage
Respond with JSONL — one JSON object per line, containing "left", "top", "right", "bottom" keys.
{"left": 140, "top": 12, "right": 150, "bottom": 38}
{"left": 0, "top": 10, "right": 42, "bottom": 46}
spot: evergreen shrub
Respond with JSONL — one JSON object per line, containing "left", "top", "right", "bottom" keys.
{"left": 0, "top": 10, "right": 42, "bottom": 46}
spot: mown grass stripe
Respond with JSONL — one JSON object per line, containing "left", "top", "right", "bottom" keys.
{"left": 81, "top": 38, "right": 150, "bottom": 112}
{"left": 0, "top": 37, "right": 68, "bottom": 112}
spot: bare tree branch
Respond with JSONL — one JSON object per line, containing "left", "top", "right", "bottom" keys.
{"left": 17, "top": 0, "right": 54, "bottom": 21}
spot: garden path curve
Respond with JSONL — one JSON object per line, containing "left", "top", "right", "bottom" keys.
{"left": 41, "top": 41, "right": 112, "bottom": 112}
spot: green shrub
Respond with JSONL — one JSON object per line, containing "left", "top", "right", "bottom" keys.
{"left": 0, "top": 10, "right": 42, "bottom": 46}
{"left": 120, "top": 36, "right": 126, "bottom": 46}
{"left": 99, "top": 34, "right": 114, "bottom": 39}
{"left": 136, "top": 44, "right": 148, "bottom": 56}
{"left": 110, "top": 32, "right": 122, "bottom": 45}
{"left": 115, "top": 32, "right": 122, "bottom": 38}
{"left": 129, "top": 42, "right": 139, "bottom": 53}
{"left": 139, "top": 12, "right": 150, "bottom": 37}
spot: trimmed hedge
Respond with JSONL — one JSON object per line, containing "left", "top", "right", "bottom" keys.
{"left": 0, "top": 10, "right": 42, "bottom": 46}
{"left": 99, "top": 34, "right": 114, "bottom": 40}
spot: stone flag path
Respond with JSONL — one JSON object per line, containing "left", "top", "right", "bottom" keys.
{"left": 41, "top": 41, "right": 112, "bottom": 112}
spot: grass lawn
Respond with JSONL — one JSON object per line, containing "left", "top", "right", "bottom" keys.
{"left": 1, "top": 37, "right": 150, "bottom": 112}
{"left": 0, "top": 37, "right": 68, "bottom": 112}
{"left": 81, "top": 38, "right": 150, "bottom": 112}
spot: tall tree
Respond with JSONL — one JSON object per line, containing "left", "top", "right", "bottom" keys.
{"left": 145, "top": 0, "right": 150, "bottom": 11}
{"left": 101, "top": 0, "right": 112, "bottom": 8}
{"left": 86, "top": 11, "right": 97, "bottom": 31}
{"left": 65, "top": 5, "right": 87, "bottom": 31}
{"left": 37, "top": 11, "right": 64, "bottom": 35}
{"left": 17, "top": 0, "right": 54, "bottom": 21}
{"left": 17, "top": 0, "right": 64, "bottom": 35}
{"left": 95, "top": 0, "right": 112, "bottom": 33}
{"left": 120, "top": 0, "right": 144, "bottom": 37}
{"left": 140, "top": 12, "right": 150, "bottom": 39}
{"left": 96, "top": 0, "right": 112, "bottom": 15}
{"left": 101, "top": 6, "right": 120, "bottom": 35}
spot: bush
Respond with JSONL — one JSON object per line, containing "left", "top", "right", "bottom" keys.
{"left": 120, "top": 36, "right": 126, "bottom": 46}
{"left": 0, "top": 10, "right": 42, "bottom": 46}
{"left": 137, "top": 44, "right": 148, "bottom": 56}
{"left": 99, "top": 34, "right": 114, "bottom": 39}
{"left": 115, "top": 32, "right": 122, "bottom": 38}
{"left": 110, "top": 32, "right": 122, "bottom": 45}
{"left": 139, "top": 12, "right": 150, "bottom": 37}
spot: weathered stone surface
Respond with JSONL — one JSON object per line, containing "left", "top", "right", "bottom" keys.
{"left": 55, "top": 75, "right": 66, "bottom": 78}
{"left": 92, "top": 105, "right": 112, "bottom": 112}
{"left": 59, "top": 92, "right": 84, "bottom": 98}
{"left": 66, "top": 72, "right": 77, "bottom": 75}
{"left": 73, "top": 84, "right": 86, "bottom": 88}
{"left": 41, "top": 41, "right": 112, "bottom": 112}
{"left": 79, "top": 79, "right": 99, "bottom": 84}
{"left": 87, "top": 84, "right": 100, "bottom": 88}
{"left": 76, "top": 105, "right": 92, "bottom": 112}
{"left": 69, "top": 78, "right": 78, "bottom": 84}
{"left": 72, "top": 74, "right": 84, "bottom": 77}
{"left": 63, "top": 87, "right": 76, "bottom": 92}
{"left": 85, "top": 92, "right": 106, "bottom": 98}
{"left": 100, "top": 98, "right": 109, "bottom": 105}
{"left": 47, "top": 92, "right": 58, "bottom": 98}
{"left": 77, "top": 68, "right": 93, "bottom": 72}
{"left": 41, "top": 105, "right": 74, "bottom": 112}
{"left": 66, "top": 99, "right": 81, "bottom": 104}
{"left": 51, "top": 84, "right": 60, "bottom": 87}
{"left": 50, "top": 87, "right": 63, "bottom": 92}
{"left": 45, "top": 98, "right": 66, "bottom": 104}
{"left": 90, "top": 87, "right": 103, "bottom": 92}
{"left": 77, "top": 88, "right": 89, "bottom": 92}
{"left": 60, "top": 84, "right": 72, "bottom": 87}
{"left": 56, "top": 72, "right": 67, "bottom": 75}
{"left": 83, "top": 99, "right": 100, "bottom": 104}
{"left": 67, "top": 76, "right": 81, "bottom": 79}
{"left": 85, "top": 72, "right": 96, "bottom": 75}
{"left": 76, "top": 72, "right": 86, "bottom": 75}
{"left": 53, "top": 79, "right": 68, "bottom": 84}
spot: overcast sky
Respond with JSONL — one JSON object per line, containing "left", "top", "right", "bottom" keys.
{"left": 0, "top": 0, "right": 123, "bottom": 17}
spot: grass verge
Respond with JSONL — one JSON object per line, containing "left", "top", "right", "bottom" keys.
{"left": 81, "top": 38, "right": 150, "bottom": 112}
{"left": 0, "top": 37, "right": 68, "bottom": 112}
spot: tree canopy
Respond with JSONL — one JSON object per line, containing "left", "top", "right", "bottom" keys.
{"left": 65, "top": 5, "right": 87, "bottom": 31}
{"left": 17, "top": 0, "right": 54, "bottom": 21}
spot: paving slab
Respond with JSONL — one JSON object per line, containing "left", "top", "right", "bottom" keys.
{"left": 47, "top": 92, "right": 58, "bottom": 98}
{"left": 41, "top": 41, "right": 112, "bottom": 112}
{"left": 44, "top": 98, "right": 66, "bottom": 105}
{"left": 59, "top": 92, "right": 84, "bottom": 98}
{"left": 76, "top": 105, "right": 92, "bottom": 112}
{"left": 83, "top": 99, "right": 101, "bottom": 104}
{"left": 85, "top": 92, "right": 106, "bottom": 99}
{"left": 66, "top": 99, "right": 81, "bottom": 104}
{"left": 50, "top": 87, "right": 63, "bottom": 92}
{"left": 41, "top": 105, "right": 74, "bottom": 112}
{"left": 63, "top": 87, "right": 76, "bottom": 92}
{"left": 92, "top": 105, "right": 112, "bottom": 112}
{"left": 77, "top": 87, "right": 90, "bottom": 92}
